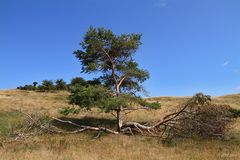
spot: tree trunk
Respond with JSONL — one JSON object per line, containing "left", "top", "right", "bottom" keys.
{"left": 116, "top": 106, "right": 124, "bottom": 132}
{"left": 115, "top": 84, "right": 124, "bottom": 132}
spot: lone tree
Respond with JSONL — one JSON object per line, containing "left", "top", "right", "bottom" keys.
{"left": 66, "top": 27, "right": 160, "bottom": 132}
{"left": 33, "top": 82, "right": 38, "bottom": 87}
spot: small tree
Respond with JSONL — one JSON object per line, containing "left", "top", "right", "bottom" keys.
{"left": 41, "top": 80, "right": 55, "bottom": 90}
{"left": 70, "top": 77, "right": 87, "bottom": 87}
{"left": 33, "top": 82, "right": 38, "bottom": 87}
{"left": 67, "top": 27, "right": 160, "bottom": 132}
{"left": 55, "top": 79, "right": 67, "bottom": 90}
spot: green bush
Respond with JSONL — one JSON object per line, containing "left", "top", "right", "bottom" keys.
{"left": 41, "top": 80, "right": 55, "bottom": 90}
{"left": 70, "top": 77, "right": 87, "bottom": 87}
{"left": 55, "top": 79, "right": 68, "bottom": 90}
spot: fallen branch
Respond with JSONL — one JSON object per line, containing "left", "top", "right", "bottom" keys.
{"left": 52, "top": 117, "right": 119, "bottom": 135}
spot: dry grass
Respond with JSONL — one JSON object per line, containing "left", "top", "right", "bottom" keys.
{"left": 1, "top": 134, "right": 239, "bottom": 160}
{"left": 0, "top": 90, "right": 69, "bottom": 115}
{"left": 0, "top": 90, "right": 240, "bottom": 160}
{"left": 213, "top": 94, "right": 240, "bottom": 109}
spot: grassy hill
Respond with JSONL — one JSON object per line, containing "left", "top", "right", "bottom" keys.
{"left": 0, "top": 90, "right": 239, "bottom": 160}
{"left": 1, "top": 90, "right": 239, "bottom": 116}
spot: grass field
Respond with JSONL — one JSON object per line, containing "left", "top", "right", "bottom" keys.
{"left": 0, "top": 90, "right": 240, "bottom": 160}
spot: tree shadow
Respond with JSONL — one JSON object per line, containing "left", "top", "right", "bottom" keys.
{"left": 51, "top": 116, "right": 117, "bottom": 131}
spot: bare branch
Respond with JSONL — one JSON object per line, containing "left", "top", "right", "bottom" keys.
{"left": 52, "top": 117, "right": 119, "bottom": 135}
{"left": 110, "top": 112, "right": 117, "bottom": 118}
{"left": 117, "top": 75, "right": 126, "bottom": 88}
{"left": 123, "top": 107, "right": 153, "bottom": 111}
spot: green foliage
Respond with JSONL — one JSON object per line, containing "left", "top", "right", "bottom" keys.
{"left": 70, "top": 77, "right": 101, "bottom": 89}
{"left": 100, "top": 95, "right": 131, "bottom": 113}
{"left": 75, "top": 27, "right": 139, "bottom": 72}
{"left": 87, "top": 78, "right": 101, "bottom": 86}
{"left": 41, "top": 80, "right": 55, "bottom": 90}
{"left": 17, "top": 84, "right": 36, "bottom": 90}
{"left": 68, "top": 85, "right": 111, "bottom": 110}
{"left": 63, "top": 84, "right": 161, "bottom": 114}
{"left": 70, "top": 77, "right": 87, "bottom": 87}
{"left": 17, "top": 78, "right": 75, "bottom": 91}
{"left": 17, "top": 81, "right": 40, "bottom": 90}
{"left": 33, "top": 82, "right": 38, "bottom": 87}
{"left": 55, "top": 79, "right": 68, "bottom": 90}
{"left": 74, "top": 26, "right": 149, "bottom": 93}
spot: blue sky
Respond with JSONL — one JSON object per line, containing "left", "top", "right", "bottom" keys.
{"left": 1, "top": 0, "right": 240, "bottom": 96}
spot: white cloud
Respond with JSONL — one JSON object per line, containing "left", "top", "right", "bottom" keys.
{"left": 222, "top": 61, "right": 230, "bottom": 67}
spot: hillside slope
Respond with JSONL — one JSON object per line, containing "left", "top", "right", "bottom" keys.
{"left": 0, "top": 90, "right": 239, "bottom": 118}
{"left": 0, "top": 90, "right": 69, "bottom": 114}
{"left": 1, "top": 90, "right": 239, "bottom": 110}
{"left": 0, "top": 89, "right": 239, "bottom": 124}
{"left": 0, "top": 90, "right": 240, "bottom": 160}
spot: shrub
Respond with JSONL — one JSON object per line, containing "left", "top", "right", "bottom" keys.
{"left": 55, "top": 79, "right": 68, "bottom": 90}
{"left": 70, "top": 77, "right": 87, "bottom": 87}
{"left": 167, "top": 93, "right": 233, "bottom": 139}
{"left": 41, "top": 80, "right": 55, "bottom": 90}
{"left": 17, "top": 84, "right": 35, "bottom": 90}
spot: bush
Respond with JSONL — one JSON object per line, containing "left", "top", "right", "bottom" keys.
{"left": 41, "top": 80, "right": 55, "bottom": 90}
{"left": 17, "top": 84, "right": 35, "bottom": 90}
{"left": 55, "top": 79, "right": 68, "bottom": 90}
{"left": 70, "top": 77, "right": 87, "bottom": 87}
{"left": 167, "top": 93, "right": 233, "bottom": 139}
{"left": 17, "top": 77, "right": 88, "bottom": 91}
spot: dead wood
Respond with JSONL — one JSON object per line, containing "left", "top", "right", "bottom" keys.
{"left": 121, "top": 93, "right": 233, "bottom": 139}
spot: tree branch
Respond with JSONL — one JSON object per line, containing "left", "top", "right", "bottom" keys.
{"left": 52, "top": 117, "right": 119, "bottom": 135}
{"left": 102, "top": 48, "right": 118, "bottom": 90}
{"left": 117, "top": 75, "right": 126, "bottom": 88}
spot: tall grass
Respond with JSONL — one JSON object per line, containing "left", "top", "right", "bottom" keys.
{"left": 0, "top": 111, "right": 23, "bottom": 137}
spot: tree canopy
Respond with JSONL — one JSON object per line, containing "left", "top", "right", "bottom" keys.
{"left": 74, "top": 27, "right": 149, "bottom": 94}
